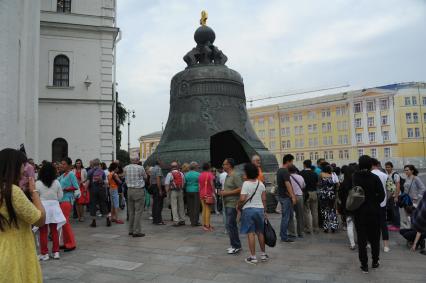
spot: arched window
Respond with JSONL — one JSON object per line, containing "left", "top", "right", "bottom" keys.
{"left": 52, "top": 138, "right": 68, "bottom": 162}
{"left": 57, "top": 0, "right": 71, "bottom": 13}
{"left": 53, "top": 55, "right": 70, "bottom": 87}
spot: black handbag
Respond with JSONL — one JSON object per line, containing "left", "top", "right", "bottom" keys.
{"left": 264, "top": 218, "right": 277, "bottom": 247}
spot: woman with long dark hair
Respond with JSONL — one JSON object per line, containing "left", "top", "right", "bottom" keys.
{"left": 318, "top": 165, "right": 339, "bottom": 233}
{"left": 0, "top": 148, "right": 45, "bottom": 282}
{"left": 339, "top": 164, "right": 358, "bottom": 250}
{"left": 74, "top": 159, "right": 88, "bottom": 222}
{"left": 58, "top": 157, "right": 79, "bottom": 252}
{"left": 36, "top": 162, "right": 65, "bottom": 260}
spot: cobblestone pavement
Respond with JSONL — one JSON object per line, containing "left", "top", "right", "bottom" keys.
{"left": 41, "top": 209, "right": 425, "bottom": 283}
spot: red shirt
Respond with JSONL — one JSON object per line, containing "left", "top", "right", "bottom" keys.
{"left": 198, "top": 171, "right": 214, "bottom": 198}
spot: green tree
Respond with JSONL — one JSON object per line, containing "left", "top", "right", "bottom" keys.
{"left": 116, "top": 149, "right": 130, "bottom": 166}
{"left": 116, "top": 95, "right": 127, "bottom": 153}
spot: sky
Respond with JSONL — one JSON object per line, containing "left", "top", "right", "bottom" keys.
{"left": 116, "top": 0, "right": 426, "bottom": 148}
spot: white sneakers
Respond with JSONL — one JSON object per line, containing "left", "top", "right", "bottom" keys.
{"left": 384, "top": 246, "right": 390, "bottom": 253}
{"left": 39, "top": 252, "right": 60, "bottom": 261}
{"left": 39, "top": 254, "right": 49, "bottom": 261}
{"left": 227, "top": 247, "right": 241, "bottom": 254}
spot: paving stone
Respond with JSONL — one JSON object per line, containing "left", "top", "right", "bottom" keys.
{"left": 91, "top": 233, "right": 121, "bottom": 239}
{"left": 86, "top": 258, "right": 143, "bottom": 270}
{"left": 41, "top": 210, "right": 426, "bottom": 283}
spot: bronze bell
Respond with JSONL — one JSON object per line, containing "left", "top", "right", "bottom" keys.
{"left": 145, "top": 14, "right": 278, "bottom": 172}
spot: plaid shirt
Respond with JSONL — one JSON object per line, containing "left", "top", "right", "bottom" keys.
{"left": 124, "top": 164, "right": 147, "bottom": 188}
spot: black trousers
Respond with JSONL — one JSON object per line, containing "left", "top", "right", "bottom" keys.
{"left": 89, "top": 186, "right": 108, "bottom": 217}
{"left": 379, "top": 207, "right": 389, "bottom": 241}
{"left": 400, "top": 229, "right": 426, "bottom": 249}
{"left": 186, "top": 192, "right": 200, "bottom": 225}
{"left": 151, "top": 184, "right": 164, "bottom": 224}
{"left": 354, "top": 212, "right": 381, "bottom": 267}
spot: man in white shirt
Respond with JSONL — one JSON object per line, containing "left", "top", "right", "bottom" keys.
{"left": 371, "top": 158, "right": 390, "bottom": 252}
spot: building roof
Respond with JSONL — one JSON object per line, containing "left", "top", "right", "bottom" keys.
{"left": 139, "top": 130, "right": 163, "bottom": 141}
{"left": 248, "top": 81, "right": 425, "bottom": 113}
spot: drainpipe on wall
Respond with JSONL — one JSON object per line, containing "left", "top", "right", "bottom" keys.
{"left": 112, "top": 0, "right": 121, "bottom": 161}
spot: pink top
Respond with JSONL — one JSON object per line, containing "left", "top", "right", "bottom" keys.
{"left": 198, "top": 171, "right": 214, "bottom": 198}
{"left": 19, "top": 162, "right": 35, "bottom": 190}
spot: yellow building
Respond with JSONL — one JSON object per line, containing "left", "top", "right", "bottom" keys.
{"left": 248, "top": 82, "right": 426, "bottom": 169}
{"left": 138, "top": 130, "right": 163, "bottom": 163}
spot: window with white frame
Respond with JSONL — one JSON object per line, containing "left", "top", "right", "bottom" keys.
{"left": 269, "top": 116, "right": 274, "bottom": 124}
{"left": 354, "top": 102, "right": 362, "bottom": 113}
{"left": 413, "top": 112, "right": 419, "bottom": 123}
{"left": 312, "top": 124, "right": 317, "bottom": 133}
{"left": 282, "top": 140, "right": 291, "bottom": 149}
{"left": 423, "top": 97, "right": 426, "bottom": 106}
{"left": 57, "top": 0, "right": 71, "bottom": 13}
{"left": 258, "top": 117, "right": 264, "bottom": 126}
{"left": 342, "top": 135, "right": 348, "bottom": 144}
{"left": 269, "top": 129, "right": 275, "bottom": 138}
{"left": 406, "top": 113, "right": 412, "bottom": 123}
{"left": 329, "top": 151, "right": 334, "bottom": 160}
{"left": 324, "top": 151, "right": 329, "bottom": 160}
{"left": 281, "top": 127, "right": 290, "bottom": 136}
{"left": 412, "top": 96, "right": 417, "bottom": 105}
{"left": 309, "top": 152, "right": 314, "bottom": 160}
{"left": 344, "top": 150, "right": 349, "bottom": 159}
{"left": 339, "top": 150, "right": 343, "bottom": 159}
{"left": 322, "top": 123, "right": 327, "bottom": 132}
{"left": 355, "top": 118, "right": 362, "bottom": 128}
{"left": 415, "top": 128, "right": 420, "bottom": 138}
{"left": 314, "top": 152, "right": 319, "bottom": 160}
{"left": 308, "top": 111, "right": 316, "bottom": 120}
{"left": 295, "top": 153, "right": 300, "bottom": 161}
{"left": 280, "top": 115, "right": 289, "bottom": 123}
{"left": 53, "top": 55, "right": 70, "bottom": 87}
{"left": 381, "top": 115, "right": 388, "bottom": 125}
{"left": 367, "top": 117, "right": 375, "bottom": 127}
{"left": 300, "top": 153, "right": 305, "bottom": 161}
{"left": 258, "top": 130, "right": 265, "bottom": 138}
{"left": 321, "top": 108, "right": 331, "bottom": 118}
{"left": 309, "top": 138, "right": 314, "bottom": 147}
{"left": 371, "top": 148, "right": 377, "bottom": 158}
{"left": 424, "top": 113, "right": 426, "bottom": 122}
{"left": 356, "top": 133, "right": 363, "bottom": 143}
{"left": 384, "top": 147, "right": 391, "bottom": 158}
{"left": 380, "top": 99, "right": 389, "bottom": 110}
{"left": 382, "top": 131, "right": 390, "bottom": 141}
{"left": 368, "top": 132, "right": 376, "bottom": 142}
{"left": 404, "top": 97, "right": 411, "bottom": 106}
{"left": 293, "top": 113, "right": 303, "bottom": 121}
{"left": 358, "top": 149, "right": 364, "bottom": 157}
{"left": 366, "top": 100, "right": 375, "bottom": 112}
{"left": 407, "top": 128, "right": 414, "bottom": 138}
{"left": 269, "top": 141, "right": 276, "bottom": 150}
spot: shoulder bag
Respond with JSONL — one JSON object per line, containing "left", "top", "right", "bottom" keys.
{"left": 237, "top": 181, "right": 260, "bottom": 211}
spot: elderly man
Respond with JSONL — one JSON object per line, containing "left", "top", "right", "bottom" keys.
{"left": 165, "top": 162, "right": 186, "bottom": 226}
{"left": 124, "top": 157, "right": 147, "bottom": 237}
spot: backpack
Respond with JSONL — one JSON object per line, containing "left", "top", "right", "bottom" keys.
{"left": 92, "top": 169, "right": 104, "bottom": 186}
{"left": 346, "top": 185, "right": 365, "bottom": 211}
{"left": 171, "top": 170, "right": 184, "bottom": 190}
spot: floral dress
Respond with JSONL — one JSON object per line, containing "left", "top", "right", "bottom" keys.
{"left": 318, "top": 176, "right": 339, "bottom": 231}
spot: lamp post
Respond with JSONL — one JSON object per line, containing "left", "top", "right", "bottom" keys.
{"left": 127, "top": 110, "right": 135, "bottom": 154}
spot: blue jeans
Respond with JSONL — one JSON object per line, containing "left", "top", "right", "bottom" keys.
{"left": 225, "top": 207, "right": 241, "bottom": 249}
{"left": 278, "top": 197, "right": 293, "bottom": 241}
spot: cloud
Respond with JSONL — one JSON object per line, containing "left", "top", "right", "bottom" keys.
{"left": 116, "top": 0, "right": 426, "bottom": 147}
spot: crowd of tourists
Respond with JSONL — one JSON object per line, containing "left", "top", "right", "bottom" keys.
{"left": 1, "top": 146, "right": 426, "bottom": 282}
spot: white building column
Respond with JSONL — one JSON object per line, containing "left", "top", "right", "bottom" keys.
{"left": 0, "top": 0, "right": 39, "bottom": 158}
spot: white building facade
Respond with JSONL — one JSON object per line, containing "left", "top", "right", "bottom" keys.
{"left": 0, "top": 0, "right": 40, "bottom": 156}
{"left": 38, "top": 0, "right": 119, "bottom": 164}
